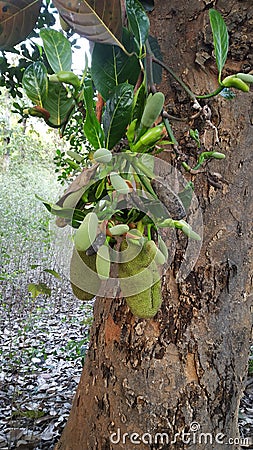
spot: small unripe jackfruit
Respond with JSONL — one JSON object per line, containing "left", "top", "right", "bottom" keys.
{"left": 93, "top": 148, "right": 112, "bottom": 163}
{"left": 74, "top": 212, "right": 98, "bottom": 252}
{"left": 222, "top": 75, "right": 249, "bottom": 92}
{"left": 141, "top": 92, "right": 165, "bottom": 128}
{"left": 70, "top": 247, "right": 101, "bottom": 300}
{"left": 236, "top": 73, "right": 253, "bottom": 84}
{"left": 96, "top": 244, "right": 111, "bottom": 280}
{"left": 110, "top": 172, "right": 130, "bottom": 195}
{"left": 109, "top": 224, "right": 129, "bottom": 236}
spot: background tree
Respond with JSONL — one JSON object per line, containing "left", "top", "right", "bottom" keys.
{"left": 54, "top": 2, "right": 253, "bottom": 450}
{"left": 0, "top": 1, "right": 252, "bottom": 450}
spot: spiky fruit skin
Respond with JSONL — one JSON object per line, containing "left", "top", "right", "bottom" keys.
{"left": 70, "top": 248, "right": 101, "bottom": 301}
{"left": 125, "top": 275, "right": 162, "bottom": 319}
{"left": 119, "top": 240, "right": 162, "bottom": 318}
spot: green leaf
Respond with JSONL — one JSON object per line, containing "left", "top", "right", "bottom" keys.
{"left": 53, "top": 0, "right": 126, "bottom": 51}
{"left": 35, "top": 195, "right": 86, "bottom": 222}
{"left": 83, "top": 112, "right": 104, "bottom": 149}
{"left": 83, "top": 79, "right": 105, "bottom": 149}
{"left": 139, "top": 0, "right": 154, "bottom": 11}
{"left": 126, "top": 0, "right": 150, "bottom": 50}
{"left": 189, "top": 129, "right": 200, "bottom": 147}
{"left": 51, "top": 206, "right": 84, "bottom": 220}
{"left": 132, "top": 82, "right": 146, "bottom": 123}
{"left": 103, "top": 83, "right": 134, "bottom": 149}
{"left": 136, "top": 173, "right": 156, "bottom": 196}
{"left": 28, "top": 283, "right": 51, "bottom": 299}
{"left": 95, "top": 178, "right": 106, "bottom": 199}
{"left": 40, "top": 28, "right": 72, "bottom": 73}
{"left": 17, "top": 410, "right": 46, "bottom": 419}
{"left": 0, "top": 274, "right": 8, "bottom": 281}
{"left": 22, "top": 62, "right": 48, "bottom": 107}
{"left": 0, "top": 0, "right": 42, "bottom": 50}
{"left": 44, "top": 268, "right": 62, "bottom": 279}
{"left": 43, "top": 81, "right": 74, "bottom": 127}
{"left": 147, "top": 35, "right": 163, "bottom": 84}
{"left": 209, "top": 9, "right": 229, "bottom": 81}
{"left": 91, "top": 29, "right": 140, "bottom": 100}
{"left": 30, "top": 264, "right": 40, "bottom": 269}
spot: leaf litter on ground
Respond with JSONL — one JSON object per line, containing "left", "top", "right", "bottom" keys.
{"left": 0, "top": 168, "right": 252, "bottom": 449}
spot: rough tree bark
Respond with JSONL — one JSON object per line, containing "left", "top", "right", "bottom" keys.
{"left": 56, "top": 1, "right": 253, "bottom": 449}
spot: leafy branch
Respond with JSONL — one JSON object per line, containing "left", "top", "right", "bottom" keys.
{"left": 1, "top": 1, "right": 252, "bottom": 317}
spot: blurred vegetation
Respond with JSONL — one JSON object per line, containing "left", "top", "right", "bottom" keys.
{"left": 0, "top": 88, "right": 65, "bottom": 171}
{"left": 0, "top": 87, "right": 65, "bottom": 288}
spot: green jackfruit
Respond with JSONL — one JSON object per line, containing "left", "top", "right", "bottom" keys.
{"left": 222, "top": 75, "right": 249, "bottom": 92}
{"left": 70, "top": 247, "right": 101, "bottom": 300}
{"left": 110, "top": 172, "right": 130, "bottom": 195}
{"left": 109, "top": 224, "right": 129, "bottom": 236}
{"left": 141, "top": 92, "right": 165, "bottom": 128}
{"left": 96, "top": 244, "right": 111, "bottom": 280}
{"left": 120, "top": 239, "right": 157, "bottom": 268}
{"left": 236, "top": 73, "right": 253, "bottom": 84}
{"left": 119, "top": 240, "right": 153, "bottom": 293}
{"left": 125, "top": 277, "right": 162, "bottom": 319}
{"left": 145, "top": 240, "right": 166, "bottom": 265}
{"left": 74, "top": 212, "right": 98, "bottom": 252}
{"left": 119, "top": 239, "right": 162, "bottom": 318}
{"left": 93, "top": 148, "right": 112, "bottom": 163}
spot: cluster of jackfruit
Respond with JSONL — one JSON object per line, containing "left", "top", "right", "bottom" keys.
{"left": 70, "top": 211, "right": 163, "bottom": 318}
{"left": 70, "top": 238, "right": 163, "bottom": 319}
{"left": 70, "top": 212, "right": 111, "bottom": 300}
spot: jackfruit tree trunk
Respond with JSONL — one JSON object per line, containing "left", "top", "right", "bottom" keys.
{"left": 56, "top": 1, "right": 253, "bottom": 449}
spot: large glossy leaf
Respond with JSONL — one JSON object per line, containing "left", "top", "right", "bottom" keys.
{"left": 103, "top": 83, "right": 134, "bottom": 149}
{"left": 22, "top": 62, "right": 48, "bottom": 106}
{"left": 83, "top": 79, "right": 104, "bottom": 149}
{"left": 147, "top": 35, "right": 163, "bottom": 84}
{"left": 36, "top": 195, "right": 87, "bottom": 222}
{"left": 40, "top": 28, "right": 72, "bottom": 73}
{"left": 209, "top": 9, "right": 229, "bottom": 82}
{"left": 0, "top": 0, "right": 42, "bottom": 50}
{"left": 91, "top": 29, "right": 140, "bottom": 100}
{"left": 126, "top": 0, "right": 149, "bottom": 49}
{"left": 132, "top": 82, "right": 146, "bottom": 123}
{"left": 139, "top": 0, "right": 154, "bottom": 11}
{"left": 53, "top": 0, "right": 126, "bottom": 51}
{"left": 43, "top": 81, "right": 74, "bottom": 127}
